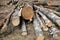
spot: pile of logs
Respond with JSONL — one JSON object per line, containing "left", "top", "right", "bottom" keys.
{"left": 0, "top": 0, "right": 60, "bottom": 40}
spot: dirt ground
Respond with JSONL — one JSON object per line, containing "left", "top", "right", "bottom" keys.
{"left": 0, "top": 0, "right": 60, "bottom": 40}
{"left": 0, "top": 23, "right": 36, "bottom": 40}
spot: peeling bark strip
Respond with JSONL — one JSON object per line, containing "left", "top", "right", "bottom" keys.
{"left": 36, "top": 10, "right": 52, "bottom": 27}
{"left": 36, "top": 13, "right": 48, "bottom": 31}
{"left": 21, "top": 3, "right": 34, "bottom": 21}
{"left": 21, "top": 20, "right": 27, "bottom": 36}
{"left": 11, "top": 9, "right": 20, "bottom": 26}
{"left": 33, "top": 16, "right": 44, "bottom": 40}
{"left": 35, "top": 6, "right": 60, "bottom": 26}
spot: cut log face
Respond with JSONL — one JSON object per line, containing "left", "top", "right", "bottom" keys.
{"left": 36, "top": 35, "right": 45, "bottom": 40}
{"left": 21, "top": 4, "right": 34, "bottom": 21}
{"left": 11, "top": 9, "right": 20, "bottom": 26}
{"left": 33, "top": 16, "right": 43, "bottom": 36}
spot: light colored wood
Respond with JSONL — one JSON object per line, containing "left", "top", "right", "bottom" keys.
{"left": 22, "top": 31, "right": 27, "bottom": 36}
{"left": 37, "top": 6, "right": 60, "bottom": 26}
{"left": 22, "top": 4, "right": 34, "bottom": 21}
{"left": 36, "top": 35, "right": 45, "bottom": 40}
{"left": 11, "top": 9, "right": 20, "bottom": 26}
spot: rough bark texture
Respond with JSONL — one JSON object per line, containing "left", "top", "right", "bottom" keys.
{"left": 38, "top": 6, "right": 60, "bottom": 26}
{"left": 36, "top": 10, "right": 52, "bottom": 27}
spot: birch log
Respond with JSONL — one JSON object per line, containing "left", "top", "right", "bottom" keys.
{"left": 11, "top": 9, "right": 20, "bottom": 26}
{"left": 33, "top": 16, "right": 44, "bottom": 40}
{"left": 40, "top": 7, "right": 60, "bottom": 26}
{"left": 35, "top": 5, "right": 60, "bottom": 26}
{"left": 46, "top": 8, "right": 60, "bottom": 17}
{"left": 18, "top": 8, "right": 22, "bottom": 16}
{"left": 36, "top": 10, "right": 52, "bottom": 27}
{"left": 36, "top": 13, "right": 48, "bottom": 31}
{"left": 21, "top": 20, "right": 27, "bottom": 36}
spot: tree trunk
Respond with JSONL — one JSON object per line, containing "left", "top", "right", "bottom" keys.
{"left": 21, "top": 20, "right": 27, "bottom": 36}
{"left": 33, "top": 16, "right": 45, "bottom": 40}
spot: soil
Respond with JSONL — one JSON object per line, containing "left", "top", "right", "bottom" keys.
{"left": 0, "top": 0, "right": 60, "bottom": 40}
{"left": 0, "top": 23, "right": 36, "bottom": 40}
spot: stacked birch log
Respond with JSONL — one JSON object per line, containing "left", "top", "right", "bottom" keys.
{"left": 0, "top": 0, "right": 60, "bottom": 40}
